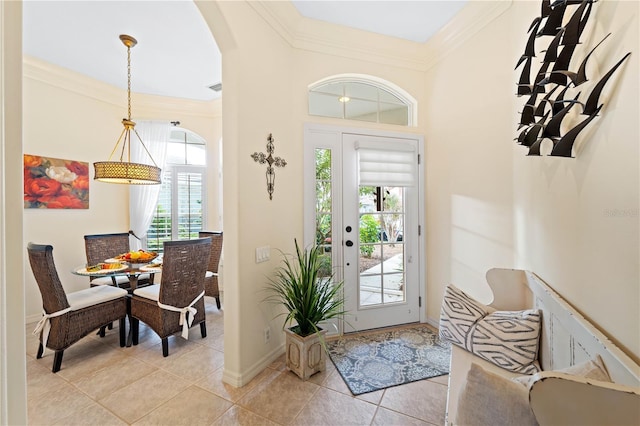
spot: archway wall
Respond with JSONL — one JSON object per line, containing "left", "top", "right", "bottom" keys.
{"left": 196, "top": 1, "right": 429, "bottom": 385}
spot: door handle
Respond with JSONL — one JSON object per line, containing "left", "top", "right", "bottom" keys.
{"left": 346, "top": 240, "right": 354, "bottom": 247}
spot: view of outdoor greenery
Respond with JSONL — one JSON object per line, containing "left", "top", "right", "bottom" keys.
{"left": 315, "top": 148, "right": 405, "bottom": 265}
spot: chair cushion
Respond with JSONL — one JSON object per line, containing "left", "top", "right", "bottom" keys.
{"left": 67, "top": 285, "right": 127, "bottom": 310}
{"left": 133, "top": 283, "right": 160, "bottom": 301}
{"left": 440, "top": 284, "right": 542, "bottom": 374}
{"left": 91, "top": 275, "right": 131, "bottom": 286}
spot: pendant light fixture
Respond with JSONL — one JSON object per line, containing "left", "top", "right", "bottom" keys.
{"left": 94, "top": 34, "right": 161, "bottom": 185}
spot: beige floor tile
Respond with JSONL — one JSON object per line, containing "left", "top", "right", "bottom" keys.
{"left": 26, "top": 358, "right": 67, "bottom": 400}
{"left": 99, "top": 369, "right": 191, "bottom": 424}
{"left": 133, "top": 385, "right": 232, "bottom": 425}
{"left": 128, "top": 334, "right": 201, "bottom": 367}
{"left": 27, "top": 380, "right": 95, "bottom": 425}
{"left": 162, "top": 345, "right": 225, "bottom": 382}
{"left": 267, "top": 353, "right": 286, "bottom": 372}
{"left": 74, "top": 356, "right": 157, "bottom": 400}
{"left": 429, "top": 373, "right": 449, "bottom": 386}
{"left": 196, "top": 365, "right": 277, "bottom": 403}
{"left": 356, "top": 388, "right": 384, "bottom": 405}
{"left": 238, "top": 371, "right": 320, "bottom": 425}
{"left": 380, "top": 379, "right": 448, "bottom": 425}
{"left": 26, "top": 312, "right": 450, "bottom": 426}
{"left": 305, "top": 359, "right": 335, "bottom": 385}
{"left": 372, "top": 407, "right": 430, "bottom": 425}
{"left": 211, "top": 405, "right": 279, "bottom": 426}
{"left": 52, "top": 401, "right": 128, "bottom": 425}
{"left": 292, "top": 387, "right": 377, "bottom": 426}
{"left": 201, "top": 333, "right": 225, "bottom": 352}
{"left": 49, "top": 340, "right": 129, "bottom": 383}
{"left": 321, "top": 370, "right": 353, "bottom": 396}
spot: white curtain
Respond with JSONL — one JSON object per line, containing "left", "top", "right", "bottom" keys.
{"left": 355, "top": 139, "right": 416, "bottom": 187}
{"left": 129, "top": 120, "right": 170, "bottom": 250}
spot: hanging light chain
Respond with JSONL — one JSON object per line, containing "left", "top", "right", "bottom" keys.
{"left": 127, "top": 41, "right": 132, "bottom": 121}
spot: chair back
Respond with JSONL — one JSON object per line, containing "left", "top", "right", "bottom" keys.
{"left": 27, "top": 243, "right": 70, "bottom": 313}
{"left": 159, "top": 238, "right": 212, "bottom": 307}
{"left": 199, "top": 231, "right": 223, "bottom": 273}
{"left": 84, "top": 232, "right": 130, "bottom": 266}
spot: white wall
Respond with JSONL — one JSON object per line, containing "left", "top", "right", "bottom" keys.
{"left": 22, "top": 57, "right": 221, "bottom": 321}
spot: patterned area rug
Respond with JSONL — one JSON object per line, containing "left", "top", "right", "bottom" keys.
{"left": 327, "top": 325, "right": 451, "bottom": 395}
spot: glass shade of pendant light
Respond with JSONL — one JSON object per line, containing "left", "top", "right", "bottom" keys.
{"left": 94, "top": 34, "right": 161, "bottom": 185}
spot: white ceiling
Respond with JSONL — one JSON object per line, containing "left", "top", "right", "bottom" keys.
{"left": 23, "top": 1, "right": 467, "bottom": 101}
{"left": 292, "top": 1, "right": 467, "bottom": 43}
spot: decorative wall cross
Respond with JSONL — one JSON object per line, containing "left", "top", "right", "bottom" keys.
{"left": 251, "top": 133, "right": 287, "bottom": 200}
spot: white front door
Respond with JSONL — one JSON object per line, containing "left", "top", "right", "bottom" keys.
{"left": 304, "top": 125, "right": 424, "bottom": 334}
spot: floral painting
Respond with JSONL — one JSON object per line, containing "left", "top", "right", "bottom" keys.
{"left": 24, "top": 154, "right": 89, "bottom": 209}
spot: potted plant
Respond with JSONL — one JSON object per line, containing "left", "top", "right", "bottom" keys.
{"left": 265, "top": 239, "right": 345, "bottom": 380}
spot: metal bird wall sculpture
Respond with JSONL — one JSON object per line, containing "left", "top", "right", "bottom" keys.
{"left": 515, "top": 0, "right": 632, "bottom": 157}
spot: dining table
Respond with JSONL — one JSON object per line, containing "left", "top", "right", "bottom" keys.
{"left": 72, "top": 260, "right": 162, "bottom": 346}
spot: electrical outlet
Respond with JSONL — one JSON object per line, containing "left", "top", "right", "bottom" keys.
{"left": 263, "top": 326, "right": 271, "bottom": 344}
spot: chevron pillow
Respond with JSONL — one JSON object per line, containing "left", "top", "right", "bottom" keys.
{"left": 439, "top": 284, "right": 542, "bottom": 375}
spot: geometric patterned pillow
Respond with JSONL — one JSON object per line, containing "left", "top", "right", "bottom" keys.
{"left": 439, "top": 284, "right": 495, "bottom": 347}
{"left": 439, "top": 284, "right": 542, "bottom": 375}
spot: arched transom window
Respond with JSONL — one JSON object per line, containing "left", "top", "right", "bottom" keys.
{"left": 308, "top": 74, "right": 416, "bottom": 126}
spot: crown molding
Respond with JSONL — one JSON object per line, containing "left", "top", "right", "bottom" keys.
{"left": 252, "top": 1, "right": 512, "bottom": 72}
{"left": 23, "top": 56, "right": 219, "bottom": 118}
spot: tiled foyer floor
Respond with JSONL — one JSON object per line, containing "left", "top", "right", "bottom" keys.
{"left": 25, "top": 301, "right": 448, "bottom": 425}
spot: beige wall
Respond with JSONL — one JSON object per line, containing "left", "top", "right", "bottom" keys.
{"left": 11, "top": 1, "right": 638, "bottom": 404}
{"left": 512, "top": 0, "right": 639, "bottom": 362}
{"left": 199, "top": 0, "right": 639, "bottom": 384}
{"left": 22, "top": 57, "right": 221, "bottom": 322}
{"left": 2, "top": 1, "right": 27, "bottom": 423}
{"left": 426, "top": 0, "right": 639, "bottom": 364}
{"left": 198, "top": 1, "right": 431, "bottom": 385}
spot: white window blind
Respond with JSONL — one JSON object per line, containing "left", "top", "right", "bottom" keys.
{"left": 355, "top": 140, "right": 416, "bottom": 187}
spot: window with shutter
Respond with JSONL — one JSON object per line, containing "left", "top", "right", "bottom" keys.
{"left": 146, "top": 127, "right": 207, "bottom": 253}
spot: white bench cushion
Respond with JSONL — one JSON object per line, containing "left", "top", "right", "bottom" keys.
{"left": 67, "top": 285, "right": 127, "bottom": 310}
{"left": 456, "top": 362, "right": 538, "bottom": 426}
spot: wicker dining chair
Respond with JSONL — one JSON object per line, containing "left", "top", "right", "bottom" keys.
{"left": 27, "top": 242, "right": 128, "bottom": 373}
{"left": 84, "top": 232, "right": 154, "bottom": 289}
{"left": 199, "top": 231, "right": 223, "bottom": 309}
{"left": 130, "top": 237, "right": 212, "bottom": 357}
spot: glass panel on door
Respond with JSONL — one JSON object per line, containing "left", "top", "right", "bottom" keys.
{"left": 359, "top": 186, "right": 405, "bottom": 307}
{"left": 315, "top": 148, "right": 333, "bottom": 277}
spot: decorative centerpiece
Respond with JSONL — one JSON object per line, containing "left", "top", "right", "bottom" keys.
{"left": 114, "top": 250, "right": 158, "bottom": 268}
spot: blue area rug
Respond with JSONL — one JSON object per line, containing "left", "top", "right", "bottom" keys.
{"left": 327, "top": 325, "right": 451, "bottom": 395}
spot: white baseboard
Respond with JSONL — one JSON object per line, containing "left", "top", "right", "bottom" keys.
{"left": 222, "top": 343, "right": 285, "bottom": 387}
{"left": 425, "top": 316, "right": 440, "bottom": 329}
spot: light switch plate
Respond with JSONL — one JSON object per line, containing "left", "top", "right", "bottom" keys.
{"left": 256, "top": 246, "right": 270, "bottom": 263}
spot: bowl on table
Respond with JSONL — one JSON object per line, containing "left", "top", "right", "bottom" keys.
{"left": 111, "top": 250, "right": 159, "bottom": 269}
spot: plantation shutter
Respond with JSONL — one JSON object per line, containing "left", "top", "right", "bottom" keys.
{"left": 176, "top": 171, "right": 204, "bottom": 239}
